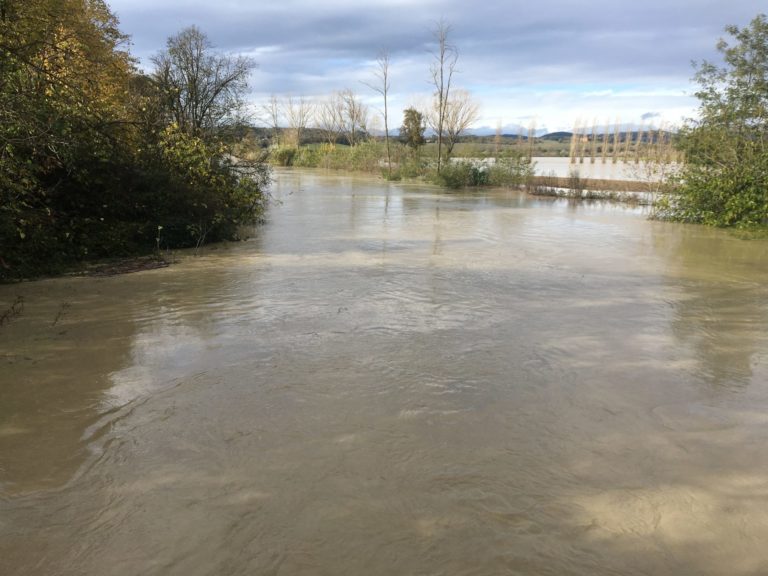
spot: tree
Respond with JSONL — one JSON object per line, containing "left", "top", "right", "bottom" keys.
{"left": 148, "top": 27, "right": 269, "bottom": 248}
{"left": 429, "top": 19, "right": 458, "bottom": 173}
{"left": 438, "top": 89, "right": 480, "bottom": 158}
{"left": 338, "top": 89, "right": 368, "bottom": 146}
{"left": 364, "top": 50, "right": 392, "bottom": 177}
{"left": 151, "top": 26, "right": 254, "bottom": 139}
{"left": 0, "top": 0, "right": 138, "bottom": 278}
{"left": 0, "top": 9, "right": 270, "bottom": 280}
{"left": 317, "top": 93, "right": 344, "bottom": 147}
{"left": 261, "top": 94, "right": 282, "bottom": 145}
{"left": 665, "top": 14, "right": 768, "bottom": 227}
{"left": 400, "top": 107, "right": 425, "bottom": 150}
{"left": 283, "top": 95, "right": 314, "bottom": 147}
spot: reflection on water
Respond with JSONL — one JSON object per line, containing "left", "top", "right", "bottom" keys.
{"left": 655, "top": 227, "right": 768, "bottom": 390}
{"left": 1, "top": 169, "right": 767, "bottom": 576}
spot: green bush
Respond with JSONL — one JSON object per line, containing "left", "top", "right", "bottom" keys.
{"left": 431, "top": 161, "right": 474, "bottom": 188}
{"left": 659, "top": 148, "right": 768, "bottom": 227}
{"left": 662, "top": 14, "right": 768, "bottom": 228}
{"left": 347, "top": 141, "right": 384, "bottom": 172}
{"left": 292, "top": 147, "right": 321, "bottom": 168}
{"left": 488, "top": 156, "right": 535, "bottom": 188}
{"left": 152, "top": 126, "right": 269, "bottom": 248}
{"left": 396, "top": 156, "right": 427, "bottom": 179}
{"left": 270, "top": 146, "right": 297, "bottom": 166}
{"left": 432, "top": 157, "right": 533, "bottom": 189}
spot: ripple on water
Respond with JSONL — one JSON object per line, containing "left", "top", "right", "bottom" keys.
{"left": 3, "top": 170, "right": 768, "bottom": 576}
{"left": 652, "top": 403, "right": 738, "bottom": 432}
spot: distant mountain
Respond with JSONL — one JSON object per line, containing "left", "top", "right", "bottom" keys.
{"left": 540, "top": 131, "right": 573, "bottom": 141}
{"left": 466, "top": 121, "right": 679, "bottom": 138}
{"left": 466, "top": 124, "right": 548, "bottom": 137}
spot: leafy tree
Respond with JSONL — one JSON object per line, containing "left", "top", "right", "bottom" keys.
{"left": 146, "top": 125, "right": 269, "bottom": 248}
{"left": 665, "top": 14, "right": 768, "bottom": 227}
{"left": 0, "top": 0, "right": 138, "bottom": 276}
{"left": 399, "top": 107, "right": 425, "bottom": 150}
{"left": 147, "top": 26, "right": 269, "bottom": 248}
{"left": 0, "top": 4, "right": 270, "bottom": 281}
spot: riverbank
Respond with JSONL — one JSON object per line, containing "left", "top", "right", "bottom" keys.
{"left": 526, "top": 174, "right": 661, "bottom": 205}
{"left": 73, "top": 255, "right": 171, "bottom": 277}
{"left": 528, "top": 186, "right": 656, "bottom": 205}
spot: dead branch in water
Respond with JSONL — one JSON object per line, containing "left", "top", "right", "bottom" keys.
{"left": 0, "top": 296, "right": 24, "bottom": 327}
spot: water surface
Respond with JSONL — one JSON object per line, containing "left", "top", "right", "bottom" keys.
{"left": 2, "top": 169, "right": 768, "bottom": 575}
{"left": 532, "top": 156, "right": 670, "bottom": 181}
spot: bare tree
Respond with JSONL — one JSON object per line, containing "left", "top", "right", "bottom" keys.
{"left": 363, "top": 50, "right": 392, "bottom": 177}
{"left": 283, "top": 95, "right": 314, "bottom": 147}
{"left": 152, "top": 26, "right": 254, "bottom": 138}
{"left": 429, "top": 19, "right": 458, "bottom": 172}
{"left": 317, "top": 93, "right": 344, "bottom": 147}
{"left": 260, "top": 94, "right": 282, "bottom": 146}
{"left": 339, "top": 89, "right": 368, "bottom": 146}
{"left": 442, "top": 89, "right": 479, "bottom": 159}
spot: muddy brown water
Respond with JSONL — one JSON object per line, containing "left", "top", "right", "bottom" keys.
{"left": 2, "top": 169, "right": 768, "bottom": 576}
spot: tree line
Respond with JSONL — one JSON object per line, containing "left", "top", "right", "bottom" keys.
{"left": 254, "top": 20, "right": 481, "bottom": 176}
{"left": 0, "top": 0, "right": 270, "bottom": 281}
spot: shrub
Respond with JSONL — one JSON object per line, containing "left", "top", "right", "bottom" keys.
{"left": 292, "top": 147, "right": 321, "bottom": 168}
{"left": 270, "top": 146, "right": 297, "bottom": 166}
{"left": 432, "top": 161, "right": 474, "bottom": 188}
{"left": 488, "top": 156, "right": 534, "bottom": 188}
{"left": 664, "top": 14, "right": 768, "bottom": 227}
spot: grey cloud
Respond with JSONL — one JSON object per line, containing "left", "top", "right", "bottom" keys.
{"left": 109, "top": 0, "right": 765, "bottom": 126}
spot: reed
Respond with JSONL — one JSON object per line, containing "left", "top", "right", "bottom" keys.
{"left": 622, "top": 122, "right": 633, "bottom": 162}
{"left": 569, "top": 119, "right": 580, "bottom": 164}
{"left": 612, "top": 118, "right": 621, "bottom": 164}
{"left": 527, "top": 119, "right": 536, "bottom": 160}
{"left": 494, "top": 120, "right": 502, "bottom": 159}
{"left": 635, "top": 119, "right": 645, "bottom": 164}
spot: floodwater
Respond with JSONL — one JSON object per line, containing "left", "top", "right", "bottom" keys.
{"left": 2, "top": 169, "right": 768, "bottom": 576}
{"left": 532, "top": 156, "right": 669, "bottom": 181}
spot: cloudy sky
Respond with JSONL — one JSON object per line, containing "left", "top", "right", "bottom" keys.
{"left": 108, "top": 0, "right": 765, "bottom": 133}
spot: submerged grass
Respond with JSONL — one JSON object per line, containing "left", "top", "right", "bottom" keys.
{"left": 260, "top": 141, "right": 535, "bottom": 191}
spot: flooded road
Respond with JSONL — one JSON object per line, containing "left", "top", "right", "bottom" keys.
{"left": 2, "top": 169, "right": 768, "bottom": 575}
